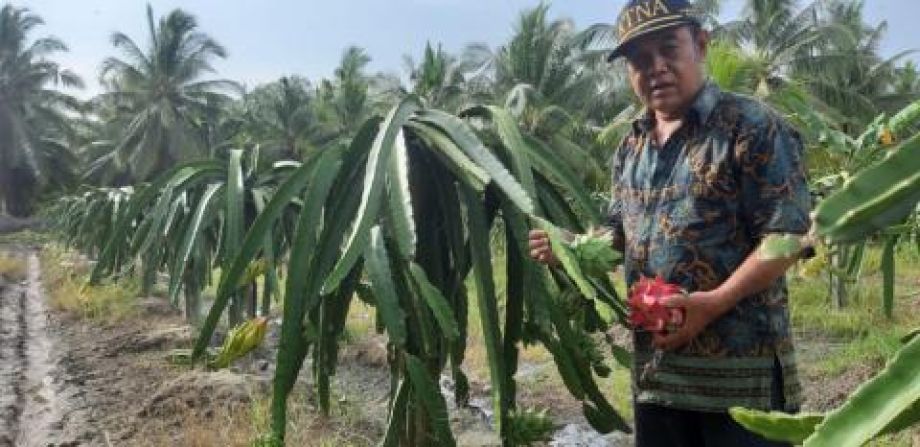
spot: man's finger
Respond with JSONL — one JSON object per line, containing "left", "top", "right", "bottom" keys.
{"left": 528, "top": 238, "right": 548, "bottom": 249}
{"left": 663, "top": 291, "right": 690, "bottom": 308}
{"left": 653, "top": 329, "right": 687, "bottom": 351}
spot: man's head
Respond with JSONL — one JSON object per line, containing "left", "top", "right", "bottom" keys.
{"left": 609, "top": 0, "right": 709, "bottom": 116}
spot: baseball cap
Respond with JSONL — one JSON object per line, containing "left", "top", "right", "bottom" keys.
{"left": 608, "top": 0, "right": 700, "bottom": 61}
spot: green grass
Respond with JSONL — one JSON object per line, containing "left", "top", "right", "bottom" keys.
{"left": 40, "top": 244, "right": 140, "bottom": 322}
{"left": 0, "top": 253, "right": 27, "bottom": 282}
{"left": 785, "top": 243, "right": 920, "bottom": 445}
{"left": 789, "top": 243, "right": 920, "bottom": 375}
{"left": 331, "top": 239, "right": 920, "bottom": 441}
{"left": 0, "top": 229, "right": 51, "bottom": 245}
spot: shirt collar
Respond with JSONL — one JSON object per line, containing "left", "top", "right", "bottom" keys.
{"left": 632, "top": 81, "right": 721, "bottom": 134}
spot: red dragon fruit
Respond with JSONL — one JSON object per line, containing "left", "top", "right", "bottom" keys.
{"left": 628, "top": 276, "right": 686, "bottom": 333}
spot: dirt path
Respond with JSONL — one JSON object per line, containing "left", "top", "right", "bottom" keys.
{"left": 0, "top": 251, "right": 72, "bottom": 446}
{"left": 0, "top": 247, "right": 250, "bottom": 446}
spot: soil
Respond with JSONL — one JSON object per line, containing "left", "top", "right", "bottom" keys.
{"left": 0, "top": 247, "right": 260, "bottom": 446}
{"left": 0, "top": 242, "right": 910, "bottom": 446}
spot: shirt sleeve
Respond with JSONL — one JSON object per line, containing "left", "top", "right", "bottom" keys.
{"left": 735, "top": 118, "right": 812, "bottom": 240}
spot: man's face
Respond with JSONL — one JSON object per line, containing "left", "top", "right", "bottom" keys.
{"left": 623, "top": 25, "right": 708, "bottom": 116}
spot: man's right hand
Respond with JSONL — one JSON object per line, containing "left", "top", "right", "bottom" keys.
{"left": 528, "top": 229, "right": 559, "bottom": 266}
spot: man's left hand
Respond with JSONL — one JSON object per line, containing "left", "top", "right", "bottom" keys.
{"left": 652, "top": 290, "right": 733, "bottom": 351}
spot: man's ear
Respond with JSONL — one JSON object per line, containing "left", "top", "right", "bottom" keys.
{"left": 695, "top": 28, "right": 710, "bottom": 61}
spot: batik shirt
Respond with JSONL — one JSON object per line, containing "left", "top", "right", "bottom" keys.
{"left": 605, "top": 82, "right": 811, "bottom": 412}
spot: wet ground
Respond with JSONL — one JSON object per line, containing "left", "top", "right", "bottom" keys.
{"left": 0, "top": 251, "right": 69, "bottom": 446}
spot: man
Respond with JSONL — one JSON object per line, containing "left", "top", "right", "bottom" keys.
{"left": 528, "top": 1, "right": 812, "bottom": 445}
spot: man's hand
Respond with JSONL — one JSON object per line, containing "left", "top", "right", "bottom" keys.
{"left": 651, "top": 238, "right": 802, "bottom": 351}
{"left": 528, "top": 229, "right": 559, "bottom": 266}
{"left": 652, "top": 290, "right": 732, "bottom": 351}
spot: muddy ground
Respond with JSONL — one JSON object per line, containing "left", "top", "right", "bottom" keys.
{"left": 0, "top": 247, "right": 264, "bottom": 446}
{"left": 0, "top": 242, "right": 913, "bottom": 446}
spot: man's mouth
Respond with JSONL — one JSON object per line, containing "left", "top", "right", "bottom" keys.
{"left": 650, "top": 83, "right": 675, "bottom": 97}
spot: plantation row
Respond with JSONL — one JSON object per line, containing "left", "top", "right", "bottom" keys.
{"left": 2, "top": 1, "right": 919, "bottom": 445}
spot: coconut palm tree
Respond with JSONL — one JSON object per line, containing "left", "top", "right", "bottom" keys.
{"left": 241, "top": 75, "right": 340, "bottom": 161}
{"left": 330, "top": 46, "right": 373, "bottom": 126}
{"left": 717, "top": 0, "right": 830, "bottom": 97}
{"left": 794, "top": 0, "right": 917, "bottom": 128}
{"left": 465, "top": 4, "right": 633, "bottom": 191}
{"left": 0, "top": 4, "right": 82, "bottom": 216}
{"left": 892, "top": 61, "right": 920, "bottom": 97}
{"left": 95, "top": 5, "right": 240, "bottom": 182}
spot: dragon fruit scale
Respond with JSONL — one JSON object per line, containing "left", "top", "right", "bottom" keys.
{"left": 628, "top": 276, "right": 686, "bottom": 333}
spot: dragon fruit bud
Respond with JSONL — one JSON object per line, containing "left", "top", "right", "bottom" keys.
{"left": 568, "top": 228, "right": 622, "bottom": 277}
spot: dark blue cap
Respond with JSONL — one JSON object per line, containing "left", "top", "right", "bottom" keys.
{"left": 608, "top": 0, "right": 700, "bottom": 61}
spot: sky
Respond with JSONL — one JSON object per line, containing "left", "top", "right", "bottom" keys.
{"left": 15, "top": 0, "right": 920, "bottom": 98}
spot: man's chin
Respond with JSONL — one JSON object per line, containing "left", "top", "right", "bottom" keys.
{"left": 649, "top": 97, "right": 683, "bottom": 115}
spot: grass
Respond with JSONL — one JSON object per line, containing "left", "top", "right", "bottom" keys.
{"left": 32, "top": 228, "right": 919, "bottom": 444}
{"left": 786, "top": 244, "right": 920, "bottom": 446}
{"left": 246, "top": 392, "right": 378, "bottom": 447}
{"left": 0, "top": 253, "right": 27, "bottom": 282}
{"left": 40, "top": 244, "right": 140, "bottom": 322}
{"left": 0, "top": 229, "right": 51, "bottom": 245}
{"left": 330, "top": 240, "right": 920, "bottom": 443}
{"left": 789, "top": 243, "right": 920, "bottom": 375}
{"left": 136, "top": 390, "right": 377, "bottom": 447}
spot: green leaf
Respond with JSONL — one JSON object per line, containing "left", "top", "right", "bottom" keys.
{"left": 609, "top": 343, "right": 632, "bottom": 370}
{"left": 406, "top": 122, "right": 490, "bottom": 192}
{"left": 415, "top": 109, "right": 534, "bottom": 214}
{"left": 881, "top": 234, "right": 898, "bottom": 319}
{"left": 380, "top": 378, "right": 410, "bottom": 447}
{"left": 814, "top": 134, "right": 920, "bottom": 243}
{"left": 387, "top": 129, "right": 416, "bottom": 259}
{"left": 533, "top": 216, "right": 595, "bottom": 300}
{"left": 582, "top": 401, "right": 623, "bottom": 434}
{"left": 167, "top": 183, "right": 223, "bottom": 306}
{"left": 729, "top": 408, "right": 825, "bottom": 444}
{"left": 270, "top": 152, "right": 345, "bottom": 441}
{"left": 407, "top": 262, "right": 460, "bottom": 341}
{"left": 758, "top": 233, "right": 806, "bottom": 260}
{"left": 91, "top": 161, "right": 222, "bottom": 283}
{"left": 460, "top": 184, "right": 509, "bottom": 435}
{"left": 224, "top": 149, "right": 246, "bottom": 322}
{"left": 193, "top": 153, "right": 336, "bottom": 360}
{"left": 902, "top": 328, "right": 920, "bottom": 344}
{"left": 364, "top": 226, "right": 408, "bottom": 347}
{"left": 523, "top": 134, "right": 601, "bottom": 223}
{"left": 804, "top": 336, "right": 920, "bottom": 447}
{"left": 404, "top": 354, "right": 456, "bottom": 447}
{"left": 888, "top": 99, "right": 920, "bottom": 137}
{"left": 462, "top": 105, "right": 538, "bottom": 202}
{"left": 323, "top": 97, "right": 421, "bottom": 294}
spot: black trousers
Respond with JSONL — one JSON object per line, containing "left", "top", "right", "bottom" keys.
{"left": 634, "top": 357, "right": 793, "bottom": 447}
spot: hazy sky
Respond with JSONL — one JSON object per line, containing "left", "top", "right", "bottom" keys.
{"left": 15, "top": 0, "right": 920, "bottom": 97}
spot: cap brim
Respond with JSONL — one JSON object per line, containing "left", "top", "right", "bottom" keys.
{"left": 607, "top": 17, "right": 696, "bottom": 62}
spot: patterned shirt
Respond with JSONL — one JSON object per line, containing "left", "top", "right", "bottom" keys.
{"left": 605, "top": 82, "right": 811, "bottom": 412}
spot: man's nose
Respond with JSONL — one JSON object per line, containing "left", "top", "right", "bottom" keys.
{"left": 647, "top": 52, "right": 668, "bottom": 75}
